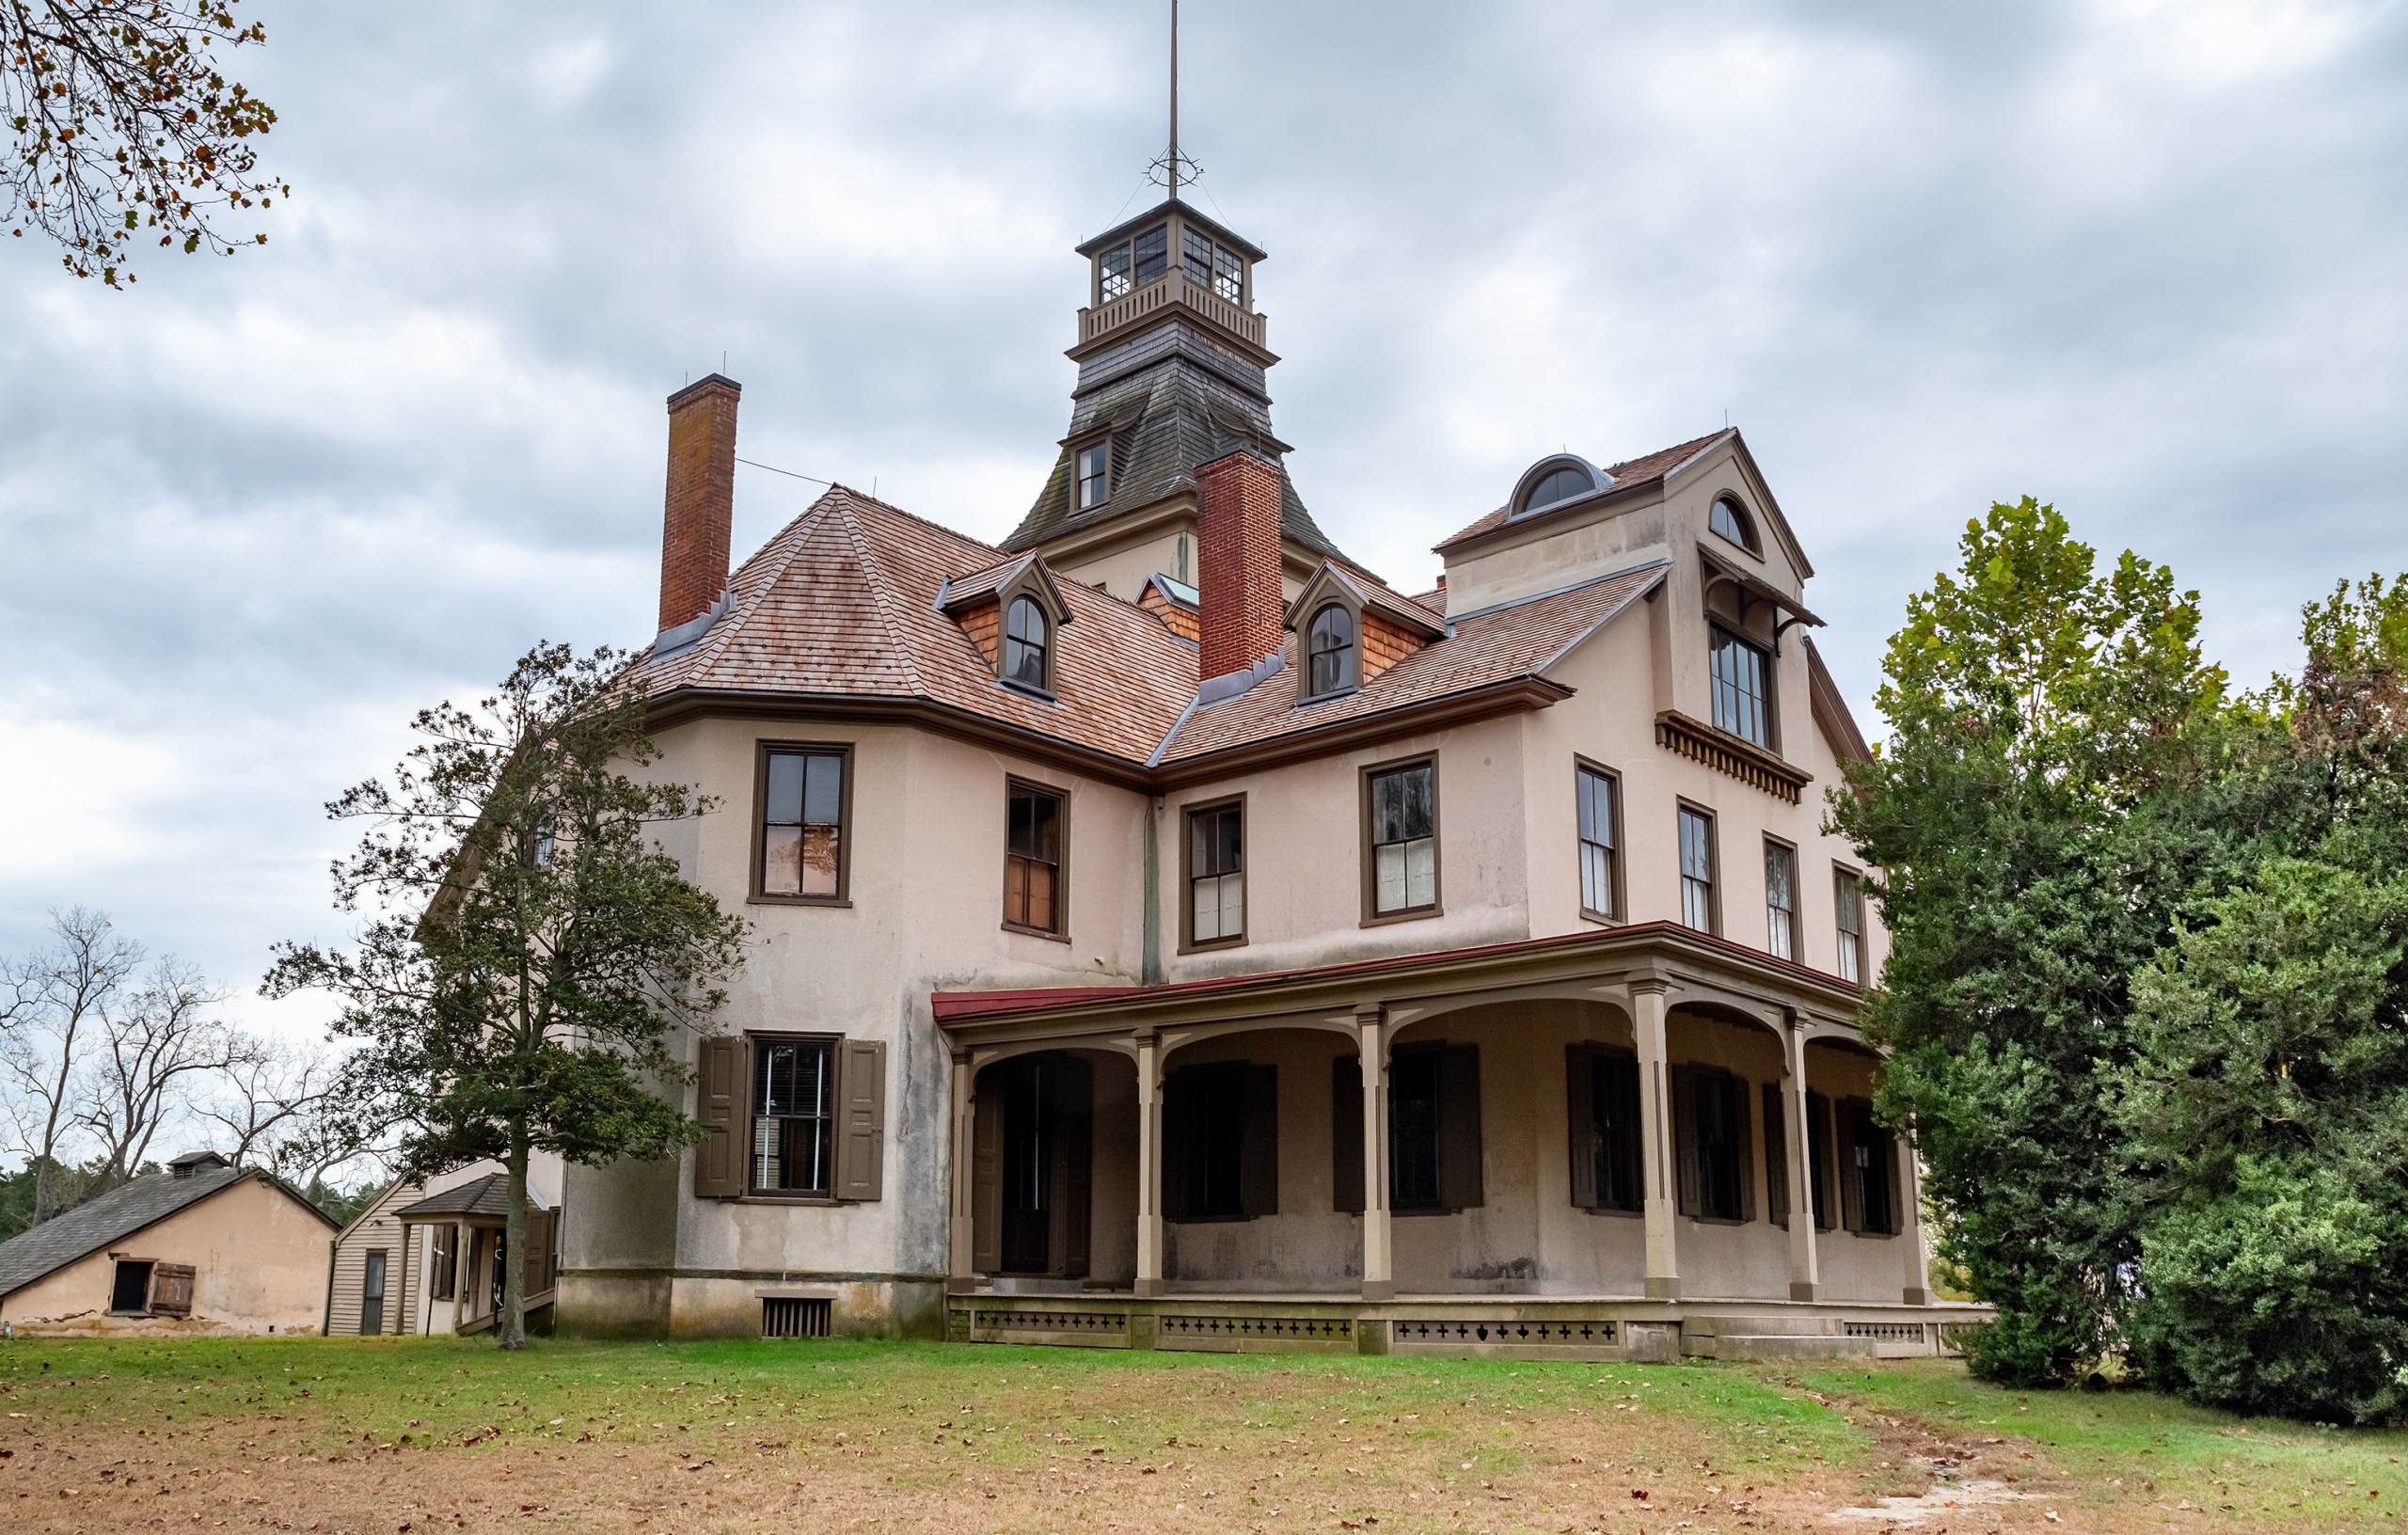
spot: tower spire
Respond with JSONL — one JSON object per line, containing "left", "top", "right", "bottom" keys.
{"left": 1149, "top": 1, "right": 1198, "bottom": 195}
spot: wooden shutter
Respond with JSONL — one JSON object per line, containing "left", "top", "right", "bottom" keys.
{"left": 1734, "top": 1076, "right": 1756, "bottom": 1223}
{"left": 1837, "top": 1097, "right": 1865, "bottom": 1233}
{"left": 834, "top": 1038, "right": 887, "bottom": 1202}
{"left": 1161, "top": 1068, "right": 1192, "bottom": 1220}
{"left": 1056, "top": 1056, "right": 1094, "bottom": 1278}
{"left": 1671, "top": 1065, "right": 1703, "bottom": 1219}
{"left": 523, "top": 1210, "right": 555, "bottom": 1296}
{"left": 1807, "top": 1091, "right": 1833, "bottom": 1231}
{"left": 1438, "top": 1043, "right": 1483, "bottom": 1211}
{"left": 694, "top": 1034, "right": 745, "bottom": 1198}
{"left": 149, "top": 1261, "right": 196, "bottom": 1318}
{"left": 1331, "top": 1056, "right": 1365, "bottom": 1213}
{"left": 1565, "top": 1044, "right": 1598, "bottom": 1211}
{"left": 1762, "top": 1084, "right": 1789, "bottom": 1228}
{"left": 972, "top": 1071, "right": 1002, "bottom": 1273}
{"left": 1240, "top": 1064, "right": 1280, "bottom": 1217}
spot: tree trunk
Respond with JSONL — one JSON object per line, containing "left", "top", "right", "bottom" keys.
{"left": 497, "top": 1124, "right": 530, "bottom": 1351}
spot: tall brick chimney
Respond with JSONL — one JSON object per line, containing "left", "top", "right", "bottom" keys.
{"left": 1194, "top": 449, "right": 1287, "bottom": 680}
{"left": 658, "top": 373, "right": 741, "bottom": 633}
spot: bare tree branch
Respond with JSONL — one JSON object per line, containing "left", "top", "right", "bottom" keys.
{"left": 72, "top": 954, "right": 240, "bottom": 1189}
{"left": 0, "top": 907, "right": 141, "bottom": 1223}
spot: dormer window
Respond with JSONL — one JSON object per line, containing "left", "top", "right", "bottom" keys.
{"left": 1077, "top": 444, "right": 1109, "bottom": 509}
{"left": 1710, "top": 496, "right": 1762, "bottom": 555}
{"left": 1307, "top": 603, "right": 1357, "bottom": 696}
{"left": 1005, "top": 597, "right": 1051, "bottom": 688}
{"left": 1507, "top": 454, "right": 1608, "bottom": 519}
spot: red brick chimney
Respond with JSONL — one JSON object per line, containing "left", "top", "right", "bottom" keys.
{"left": 1194, "top": 449, "right": 1286, "bottom": 680}
{"left": 658, "top": 373, "right": 741, "bottom": 632}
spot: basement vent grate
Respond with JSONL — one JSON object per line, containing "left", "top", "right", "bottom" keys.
{"left": 761, "top": 1296, "right": 832, "bottom": 1339}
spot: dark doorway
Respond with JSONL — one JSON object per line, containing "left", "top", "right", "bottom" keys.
{"left": 975, "top": 1052, "right": 1093, "bottom": 1278}
{"left": 110, "top": 1259, "right": 153, "bottom": 1314}
{"left": 361, "top": 1250, "right": 388, "bottom": 1336}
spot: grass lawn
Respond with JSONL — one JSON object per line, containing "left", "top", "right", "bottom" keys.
{"left": 0, "top": 1336, "right": 2401, "bottom": 1534}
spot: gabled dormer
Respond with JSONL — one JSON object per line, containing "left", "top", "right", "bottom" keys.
{"left": 1286, "top": 562, "right": 1448, "bottom": 705}
{"left": 939, "top": 553, "right": 1075, "bottom": 698}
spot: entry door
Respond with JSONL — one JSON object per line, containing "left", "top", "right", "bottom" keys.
{"left": 361, "top": 1250, "right": 388, "bottom": 1336}
{"left": 992, "top": 1054, "right": 1094, "bottom": 1277}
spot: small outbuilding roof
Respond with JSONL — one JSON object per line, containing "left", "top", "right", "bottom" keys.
{"left": 0, "top": 1162, "right": 335, "bottom": 1300}
{"left": 392, "top": 1173, "right": 547, "bottom": 1223}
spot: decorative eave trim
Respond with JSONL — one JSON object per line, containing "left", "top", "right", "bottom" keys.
{"left": 1655, "top": 710, "right": 1814, "bottom": 805}
{"left": 644, "top": 688, "right": 1161, "bottom": 792}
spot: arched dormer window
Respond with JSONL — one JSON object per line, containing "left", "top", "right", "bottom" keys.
{"left": 1005, "top": 596, "right": 1050, "bottom": 688}
{"left": 1710, "top": 495, "right": 1762, "bottom": 555}
{"left": 1307, "top": 603, "right": 1356, "bottom": 696}
{"left": 1507, "top": 454, "right": 1608, "bottom": 520}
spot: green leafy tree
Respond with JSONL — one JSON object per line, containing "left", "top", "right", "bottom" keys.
{"left": 267, "top": 642, "right": 748, "bottom": 1350}
{"left": 1831, "top": 497, "right": 2230, "bottom": 1385}
{"left": 3, "top": 0, "right": 286, "bottom": 284}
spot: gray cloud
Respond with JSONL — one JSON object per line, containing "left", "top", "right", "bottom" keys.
{"left": 3, "top": 0, "right": 2402, "bottom": 1018}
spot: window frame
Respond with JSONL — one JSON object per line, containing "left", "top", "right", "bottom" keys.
{"left": 1360, "top": 753, "right": 1442, "bottom": 926}
{"left": 1674, "top": 1063, "right": 1754, "bottom": 1226}
{"left": 1305, "top": 601, "right": 1359, "bottom": 699}
{"left": 1574, "top": 757, "right": 1623, "bottom": 924}
{"left": 1003, "top": 595, "right": 1053, "bottom": 693}
{"left": 750, "top": 741, "right": 855, "bottom": 907}
{"left": 1096, "top": 240, "right": 1133, "bottom": 304}
{"left": 744, "top": 1030, "right": 842, "bottom": 1203}
{"left": 1764, "top": 835, "right": 1798, "bottom": 961}
{"left": 1567, "top": 1041, "right": 1644, "bottom": 1217}
{"left": 1834, "top": 864, "right": 1866, "bottom": 985}
{"left": 1709, "top": 493, "right": 1764, "bottom": 556}
{"left": 1677, "top": 801, "right": 1719, "bottom": 934}
{"left": 1178, "top": 793, "right": 1248, "bottom": 953}
{"left": 1075, "top": 441, "right": 1109, "bottom": 509}
{"left": 1003, "top": 776, "right": 1071, "bottom": 940}
{"left": 1133, "top": 223, "right": 1169, "bottom": 285}
{"left": 1707, "top": 621, "right": 1778, "bottom": 750}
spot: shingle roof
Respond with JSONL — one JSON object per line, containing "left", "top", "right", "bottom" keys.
{"left": 1433, "top": 432, "right": 1733, "bottom": 554}
{"left": 0, "top": 1166, "right": 323, "bottom": 1299}
{"left": 392, "top": 1173, "right": 547, "bottom": 1221}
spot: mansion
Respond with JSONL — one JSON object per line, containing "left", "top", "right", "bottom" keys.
{"left": 558, "top": 194, "right": 1974, "bottom": 1363}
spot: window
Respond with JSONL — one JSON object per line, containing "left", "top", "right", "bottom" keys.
{"left": 1710, "top": 495, "right": 1761, "bottom": 554}
{"left": 1674, "top": 1066, "right": 1752, "bottom": 1222}
{"left": 1387, "top": 1043, "right": 1483, "bottom": 1212}
{"left": 1842, "top": 1099, "right": 1899, "bottom": 1235}
{"left": 110, "top": 1258, "right": 153, "bottom": 1314}
{"left": 1307, "top": 603, "right": 1356, "bottom": 696}
{"left": 429, "top": 1226, "right": 456, "bottom": 1301}
{"left": 1182, "top": 227, "right": 1213, "bottom": 285}
{"left": 1678, "top": 806, "right": 1717, "bottom": 932}
{"left": 1186, "top": 799, "right": 1244, "bottom": 945}
{"left": 1098, "top": 240, "right": 1133, "bottom": 301}
{"left": 1513, "top": 459, "right": 1596, "bottom": 517}
{"left": 1709, "top": 626, "right": 1773, "bottom": 747}
{"left": 752, "top": 1037, "right": 836, "bottom": 1196}
{"left": 360, "top": 1250, "right": 388, "bottom": 1337}
{"left": 1005, "top": 782, "right": 1066, "bottom": 933}
{"left": 1576, "top": 764, "right": 1618, "bottom": 919}
{"left": 1765, "top": 839, "right": 1798, "bottom": 959}
{"left": 1133, "top": 224, "right": 1168, "bottom": 284}
{"left": 1367, "top": 760, "right": 1437, "bottom": 918}
{"left": 759, "top": 747, "right": 847, "bottom": 901}
{"left": 1212, "top": 243, "right": 1243, "bottom": 301}
{"left": 1004, "top": 596, "right": 1050, "bottom": 689}
{"left": 1835, "top": 868, "right": 1865, "bottom": 983}
{"left": 1077, "top": 444, "right": 1108, "bottom": 509}
{"left": 1567, "top": 1044, "right": 1642, "bottom": 1213}
{"left": 1162, "top": 1061, "right": 1276, "bottom": 1220}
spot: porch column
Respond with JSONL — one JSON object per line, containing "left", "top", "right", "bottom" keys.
{"left": 1783, "top": 1021, "right": 1822, "bottom": 1303}
{"left": 1134, "top": 1030, "right": 1164, "bottom": 1298}
{"left": 1633, "top": 978, "right": 1680, "bottom": 1301}
{"left": 1898, "top": 1138, "right": 1932, "bottom": 1305}
{"left": 947, "top": 1050, "right": 975, "bottom": 1295}
{"left": 451, "top": 1220, "right": 467, "bottom": 1333}
{"left": 1356, "top": 1005, "right": 1393, "bottom": 1303}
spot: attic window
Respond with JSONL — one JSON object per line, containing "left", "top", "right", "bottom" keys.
{"left": 1306, "top": 604, "right": 1357, "bottom": 697}
{"left": 1711, "top": 496, "right": 1762, "bottom": 554}
{"left": 1509, "top": 455, "right": 1605, "bottom": 519}
{"left": 1005, "top": 597, "right": 1051, "bottom": 689}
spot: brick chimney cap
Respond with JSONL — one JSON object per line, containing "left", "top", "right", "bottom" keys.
{"left": 1195, "top": 444, "right": 1279, "bottom": 475}
{"left": 666, "top": 372, "right": 742, "bottom": 410}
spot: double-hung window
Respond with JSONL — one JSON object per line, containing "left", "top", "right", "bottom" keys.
{"left": 752, "top": 1037, "right": 836, "bottom": 1196}
{"left": 1835, "top": 868, "right": 1865, "bottom": 983}
{"left": 1187, "top": 799, "right": 1244, "bottom": 945}
{"left": 1576, "top": 764, "right": 1618, "bottom": 919}
{"left": 1765, "top": 839, "right": 1798, "bottom": 959}
{"left": 1678, "top": 806, "right": 1717, "bottom": 932}
{"left": 1077, "top": 444, "right": 1108, "bottom": 508}
{"left": 1006, "top": 782, "right": 1066, "bottom": 934}
{"left": 1709, "top": 626, "right": 1774, "bottom": 747}
{"left": 759, "top": 747, "right": 848, "bottom": 900}
{"left": 1367, "top": 760, "right": 1437, "bottom": 918}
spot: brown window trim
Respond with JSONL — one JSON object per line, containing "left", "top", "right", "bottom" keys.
{"left": 749, "top": 740, "right": 856, "bottom": 907}
{"left": 1002, "top": 776, "right": 1071, "bottom": 941}
{"left": 1832, "top": 862, "right": 1868, "bottom": 987}
{"left": 1574, "top": 755, "right": 1624, "bottom": 926}
{"left": 743, "top": 1029, "right": 843, "bottom": 1200}
{"left": 1359, "top": 752, "right": 1442, "bottom": 927}
{"left": 1763, "top": 831, "right": 1799, "bottom": 961}
{"left": 1177, "top": 791, "right": 1248, "bottom": 954}
{"left": 1676, "top": 799, "right": 1720, "bottom": 936}
{"left": 1706, "top": 619, "right": 1780, "bottom": 754}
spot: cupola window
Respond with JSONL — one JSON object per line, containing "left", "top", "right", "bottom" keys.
{"left": 1307, "top": 603, "right": 1357, "bottom": 696}
{"left": 1099, "top": 242, "right": 1133, "bottom": 302}
{"left": 1710, "top": 495, "right": 1762, "bottom": 554}
{"left": 1005, "top": 597, "right": 1051, "bottom": 688}
{"left": 1212, "top": 244, "right": 1243, "bottom": 301}
{"left": 1077, "top": 444, "right": 1109, "bottom": 509}
{"left": 1133, "top": 225, "right": 1169, "bottom": 284}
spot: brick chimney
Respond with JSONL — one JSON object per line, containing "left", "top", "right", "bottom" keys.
{"left": 658, "top": 373, "right": 741, "bottom": 633}
{"left": 1194, "top": 449, "right": 1286, "bottom": 680}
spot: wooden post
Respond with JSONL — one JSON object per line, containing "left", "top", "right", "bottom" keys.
{"left": 1785, "top": 1021, "right": 1822, "bottom": 1303}
{"left": 1633, "top": 978, "right": 1680, "bottom": 1301}
{"left": 1899, "top": 1138, "right": 1931, "bottom": 1305}
{"left": 949, "top": 1051, "right": 976, "bottom": 1295}
{"left": 451, "top": 1221, "right": 467, "bottom": 1334}
{"left": 1134, "top": 1032, "right": 1164, "bottom": 1298}
{"left": 1356, "top": 1005, "right": 1393, "bottom": 1302}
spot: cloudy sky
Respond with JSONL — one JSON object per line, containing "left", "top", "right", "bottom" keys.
{"left": 3, "top": 0, "right": 2402, "bottom": 1027}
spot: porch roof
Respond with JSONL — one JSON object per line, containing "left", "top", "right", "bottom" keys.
{"left": 931, "top": 920, "right": 1862, "bottom": 1028}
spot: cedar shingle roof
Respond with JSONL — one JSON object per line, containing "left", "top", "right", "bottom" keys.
{"left": 1433, "top": 432, "right": 1733, "bottom": 554}
{"left": 0, "top": 1166, "right": 330, "bottom": 1300}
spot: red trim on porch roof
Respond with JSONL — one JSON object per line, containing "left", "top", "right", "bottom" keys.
{"left": 930, "top": 920, "right": 1859, "bottom": 1022}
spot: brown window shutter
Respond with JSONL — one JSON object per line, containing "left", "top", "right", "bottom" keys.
{"left": 149, "top": 1262, "right": 196, "bottom": 1318}
{"left": 1330, "top": 1056, "right": 1364, "bottom": 1213}
{"left": 1438, "top": 1043, "right": 1483, "bottom": 1211}
{"left": 1565, "top": 1043, "right": 1598, "bottom": 1210}
{"left": 1058, "top": 1057, "right": 1094, "bottom": 1277}
{"left": 972, "top": 1074, "right": 1002, "bottom": 1273}
{"left": 1161, "top": 1070, "right": 1193, "bottom": 1221}
{"left": 1734, "top": 1076, "right": 1757, "bottom": 1223}
{"left": 1240, "top": 1064, "right": 1280, "bottom": 1217}
{"left": 1837, "top": 1097, "right": 1866, "bottom": 1233}
{"left": 693, "top": 1034, "right": 745, "bottom": 1199}
{"left": 834, "top": 1038, "right": 887, "bottom": 1202}
{"left": 1762, "top": 1084, "right": 1789, "bottom": 1229}
{"left": 1807, "top": 1090, "right": 1834, "bottom": 1231}
{"left": 523, "top": 1210, "right": 555, "bottom": 1296}
{"left": 1671, "top": 1065, "right": 1703, "bottom": 1219}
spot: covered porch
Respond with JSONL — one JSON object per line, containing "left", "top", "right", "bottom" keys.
{"left": 933, "top": 922, "right": 1986, "bottom": 1361}
{"left": 392, "top": 1176, "right": 561, "bottom": 1337}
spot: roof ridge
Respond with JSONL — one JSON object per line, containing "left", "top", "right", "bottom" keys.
{"left": 839, "top": 494, "right": 932, "bottom": 697}
{"left": 843, "top": 485, "right": 1009, "bottom": 559}
{"left": 674, "top": 491, "right": 845, "bottom": 673}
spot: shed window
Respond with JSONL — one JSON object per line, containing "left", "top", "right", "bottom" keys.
{"left": 1368, "top": 761, "right": 1436, "bottom": 916}
{"left": 1006, "top": 782, "right": 1065, "bottom": 933}
{"left": 110, "top": 1258, "right": 154, "bottom": 1314}
{"left": 752, "top": 1037, "right": 836, "bottom": 1196}
{"left": 761, "top": 748, "right": 845, "bottom": 899}
{"left": 1709, "top": 626, "right": 1773, "bottom": 747}
{"left": 1307, "top": 603, "right": 1356, "bottom": 696}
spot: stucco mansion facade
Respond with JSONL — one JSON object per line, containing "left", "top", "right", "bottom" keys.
{"left": 559, "top": 197, "right": 1975, "bottom": 1362}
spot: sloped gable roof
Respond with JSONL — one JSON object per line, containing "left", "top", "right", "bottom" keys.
{"left": 0, "top": 1166, "right": 333, "bottom": 1299}
{"left": 1434, "top": 432, "right": 1732, "bottom": 553}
